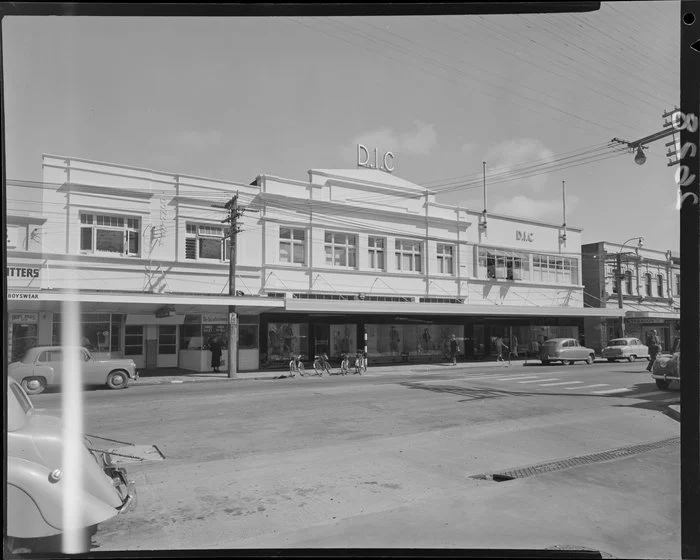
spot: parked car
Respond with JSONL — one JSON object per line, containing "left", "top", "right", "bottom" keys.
{"left": 6, "top": 376, "right": 136, "bottom": 553}
{"left": 7, "top": 346, "right": 139, "bottom": 395}
{"left": 651, "top": 351, "right": 680, "bottom": 390}
{"left": 602, "top": 337, "right": 651, "bottom": 363}
{"left": 539, "top": 338, "right": 596, "bottom": 365}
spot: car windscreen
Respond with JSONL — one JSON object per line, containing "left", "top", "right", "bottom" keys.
{"left": 542, "top": 341, "right": 558, "bottom": 347}
{"left": 607, "top": 340, "right": 628, "bottom": 346}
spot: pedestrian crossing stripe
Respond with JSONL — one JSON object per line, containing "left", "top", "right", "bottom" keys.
{"left": 565, "top": 384, "right": 609, "bottom": 390}
{"left": 518, "top": 378, "right": 559, "bottom": 383}
{"left": 539, "top": 381, "right": 584, "bottom": 386}
{"left": 496, "top": 375, "right": 541, "bottom": 381}
{"left": 590, "top": 388, "right": 632, "bottom": 395}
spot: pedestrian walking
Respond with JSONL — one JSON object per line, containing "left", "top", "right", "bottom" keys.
{"left": 495, "top": 335, "right": 509, "bottom": 362}
{"left": 645, "top": 329, "right": 661, "bottom": 372}
{"left": 449, "top": 334, "right": 459, "bottom": 365}
{"left": 209, "top": 336, "right": 223, "bottom": 373}
{"left": 512, "top": 336, "right": 519, "bottom": 359}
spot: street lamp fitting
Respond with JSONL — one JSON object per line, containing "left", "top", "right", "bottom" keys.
{"left": 634, "top": 146, "right": 647, "bottom": 165}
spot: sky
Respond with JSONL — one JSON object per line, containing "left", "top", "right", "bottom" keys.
{"left": 2, "top": 2, "right": 682, "bottom": 252}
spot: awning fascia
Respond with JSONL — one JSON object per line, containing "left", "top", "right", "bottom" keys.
{"left": 283, "top": 299, "right": 626, "bottom": 318}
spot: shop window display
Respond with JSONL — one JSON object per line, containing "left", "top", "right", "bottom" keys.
{"left": 366, "top": 324, "right": 463, "bottom": 361}
{"left": 267, "top": 323, "right": 308, "bottom": 361}
{"left": 330, "top": 324, "right": 357, "bottom": 359}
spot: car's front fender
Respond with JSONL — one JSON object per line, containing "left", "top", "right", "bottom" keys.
{"left": 7, "top": 457, "right": 120, "bottom": 539}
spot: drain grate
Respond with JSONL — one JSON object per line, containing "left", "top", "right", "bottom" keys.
{"left": 470, "top": 436, "right": 679, "bottom": 482}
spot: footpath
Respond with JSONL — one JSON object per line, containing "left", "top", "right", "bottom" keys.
{"left": 133, "top": 358, "right": 681, "bottom": 423}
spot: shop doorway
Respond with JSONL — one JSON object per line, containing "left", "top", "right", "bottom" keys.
{"left": 157, "top": 325, "right": 178, "bottom": 367}
{"left": 10, "top": 323, "right": 38, "bottom": 362}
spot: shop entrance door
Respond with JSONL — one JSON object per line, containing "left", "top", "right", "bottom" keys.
{"left": 10, "top": 323, "right": 37, "bottom": 362}
{"left": 157, "top": 325, "right": 178, "bottom": 367}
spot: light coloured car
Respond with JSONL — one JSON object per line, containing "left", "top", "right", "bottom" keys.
{"left": 602, "top": 337, "right": 651, "bottom": 363}
{"left": 539, "top": 337, "right": 597, "bottom": 365}
{"left": 651, "top": 351, "right": 680, "bottom": 390}
{"left": 7, "top": 345, "right": 138, "bottom": 395}
{"left": 6, "top": 376, "right": 136, "bottom": 553}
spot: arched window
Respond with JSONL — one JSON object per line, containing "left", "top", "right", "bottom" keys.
{"left": 645, "top": 273, "right": 652, "bottom": 297}
{"left": 657, "top": 274, "right": 664, "bottom": 297}
{"left": 625, "top": 270, "right": 633, "bottom": 294}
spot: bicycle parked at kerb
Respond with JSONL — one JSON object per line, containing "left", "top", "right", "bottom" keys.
{"left": 354, "top": 350, "right": 367, "bottom": 374}
{"left": 312, "top": 353, "right": 331, "bottom": 376}
{"left": 289, "top": 354, "right": 306, "bottom": 377}
{"left": 339, "top": 353, "right": 350, "bottom": 375}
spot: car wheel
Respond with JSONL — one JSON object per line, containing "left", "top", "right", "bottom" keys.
{"left": 607, "top": 358, "right": 615, "bottom": 363}
{"left": 655, "top": 379, "right": 670, "bottom": 390}
{"left": 586, "top": 354, "right": 594, "bottom": 365}
{"left": 541, "top": 359, "right": 549, "bottom": 365}
{"left": 628, "top": 355, "right": 637, "bottom": 363}
{"left": 21, "top": 377, "right": 46, "bottom": 395}
{"left": 562, "top": 360, "right": 573, "bottom": 366}
{"left": 106, "top": 370, "right": 129, "bottom": 390}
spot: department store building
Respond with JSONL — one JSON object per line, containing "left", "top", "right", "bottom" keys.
{"left": 6, "top": 152, "right": 623, "bottom": 370}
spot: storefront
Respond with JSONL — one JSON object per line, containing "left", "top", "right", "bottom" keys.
{"left": 258, "top": 304, "right": 614, "bottom": 368}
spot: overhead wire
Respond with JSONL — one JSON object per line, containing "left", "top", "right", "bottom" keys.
{"left": 430, "top": 16, "right": 676, "bottom": 116}
{"left": 289, "top": 16, "right": 637, "bottom": 137}
{"left": 325, "top": 16, "right": 643, "bottom": 135}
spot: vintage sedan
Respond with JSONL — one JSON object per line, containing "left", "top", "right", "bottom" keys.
{"left": 651, "top": 351, "right": 680, "bottom": 390}
{"left": 539, "top": 338, "right": 597, "bottom": 365}
{"left": 7, "top": 346, "right": 139, "bottom": 395}
{"left": 6, "top": 376, "right": 136, "bottom": 553}
{"left": 602, "top": 337, "right": 651, "bottom": 363}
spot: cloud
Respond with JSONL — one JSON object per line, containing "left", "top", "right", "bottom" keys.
{"left": 484, "top": 138, "right": 555, "bottom": 193}
{"left": 460, "top": 143, "right": 474, "bottom": 154}
{"left": 349, "top": 121, "right": 438, "bottom": 158}
{"left": 491, "top": 194, "right": 580, "bottom": 221}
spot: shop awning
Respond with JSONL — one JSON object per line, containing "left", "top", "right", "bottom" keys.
{"left": 283, "top": 299, "right": 626, "bottom": 318}
{"left": 9, "top": 290, "right": 285, "bottom": 315}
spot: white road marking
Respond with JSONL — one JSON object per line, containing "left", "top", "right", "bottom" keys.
{"left": 591, "top": 387, "right": 632, "bottom": 395}
{"left": 518, "top": 378, "right": 559, "bottom": 384}
{"left": 495, "top": 375, "right": 541, "bottom": 381}
{"left": 539, "top": 381, "right": 584, "bottom": 386}
{"left": 565, "top": 384, "right": 609, "bottom": 390}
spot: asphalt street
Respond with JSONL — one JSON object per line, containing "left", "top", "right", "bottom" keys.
{"left": 29, "top": 361, "right": 682, "bottom": 557}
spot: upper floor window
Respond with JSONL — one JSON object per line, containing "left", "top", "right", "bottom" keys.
{"left": 324, "top": 232, "right": 357, "bottom": 268}
{"left": 645, "top": 273, "right": 652, "bottom": 296}
{"left": 657, "top": 274, "right": 664, "bottom": 297}
{"left": 625, "top": 270, "right": 633, "bottom": 294}
{"left": 80, "top": 213, "right": 140, "bottom": 256}
{"left": 279, "top": 227, "right": 306, "bottom": 264}
{"left": 532, "top": 254, "right": 577, "bottom": 284}
{"left": 6, "top": 225, "right": 20, "bottom": 250}
{"left": 436, "top": 244, "right": 454, "bottom": 275}
{"left": 479, "top": 248, "right": 529, "bottom": 281}
{"left": 185, "top": 224, "right": 230, "bottom": 261}
{"left": 395, "top": 239, "right": 422, "bottom": 272}
{"left": 368, "top": 236, "right": 385, "bottom": 270}
{"left": 675, "top": 273, "right": 681, "bottom": 296}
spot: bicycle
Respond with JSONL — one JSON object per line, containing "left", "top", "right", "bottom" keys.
{"left": 354, "top": 351, "right": 367, "bottom": 375}
{"left": 312, "top": 353, "right": 331, "bottom": 376}
{"left": 339, "top": 353, "right": 350, "bottom": 375}
{"left": 289, "top": 354, "right": 305, "bottom": 377}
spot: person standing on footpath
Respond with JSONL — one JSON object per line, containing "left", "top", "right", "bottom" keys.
{"left": 209, "top": 336, "right": 223, "bottom": 373}
{"left": 646, "top": 329, "right": 661, "bottom": 372}
{"left": 495, "top": 335, "right": 509, "bottom": 362}
{"left": 449, "top": 335, "right": 460, "bottom": 365}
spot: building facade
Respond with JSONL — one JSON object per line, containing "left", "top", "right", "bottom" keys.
{"left": 581, "top": 241, "right": 680, "bottom": 354}
{"left": 6, "top": 153, "right": 623, "bottom": 370}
